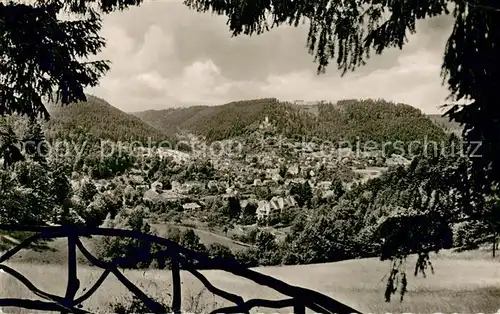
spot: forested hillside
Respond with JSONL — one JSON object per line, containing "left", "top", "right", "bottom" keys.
{"left": 134, "top": 98, "right": 448, "bottom": 144}
{"left": 45, "top": 95, "right": 171, "bottom": 143}
{"left": 41, "top": 96, "right": 448, "bottom": 146}
{"left": 315, "top": 99, "right": 446, "bottom": 143}
{"left": 131, "top": 106, "right": 209, "bottom": 136}
{"left": 133, "top": 98, "right": 302, "bottom": 140}
{"left": 428, "top": 114, "right": 463, "bottom": 134}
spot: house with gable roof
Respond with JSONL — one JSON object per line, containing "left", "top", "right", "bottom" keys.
{"left": 255, "top": 195, "right": 298, "bottom": 220}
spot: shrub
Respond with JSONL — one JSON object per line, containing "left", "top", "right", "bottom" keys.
{"left": 207, "top": 243, "right": 235, "bottom": 260}
{"left": 110, "top": 295, "right": 171, "bottom": 314}
{"left": 234, "top": 248, "right": 259, "bottom": 267}
{"left": 97, "top": 208, "right": 159, "bottom": 269}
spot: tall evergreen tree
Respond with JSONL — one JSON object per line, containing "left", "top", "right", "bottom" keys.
{"left": 0, "top": 120, "right": 24, "bottom": 169}
{"left": 23, "top": 117, "right": 48, "bottom": 164}
{"left": 330, "top": 176, "right": 345, "bottom": 201}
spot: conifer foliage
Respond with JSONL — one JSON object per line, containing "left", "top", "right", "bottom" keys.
{"left": 0, "top": 0, "right": 143, "bottom": 119}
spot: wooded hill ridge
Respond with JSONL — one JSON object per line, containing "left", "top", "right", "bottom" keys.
{"left": 133, "top": 98, "right": 454, "bottom": 143}
{"left": 43, "top": 95, "right": 172, "bottom": 143}
{"left": 40, "top": 95, "right": 459, "bottom": 144}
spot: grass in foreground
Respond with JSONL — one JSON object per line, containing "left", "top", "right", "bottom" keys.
{"left": 2, "top": 250, "right": 500, "bottom": 313}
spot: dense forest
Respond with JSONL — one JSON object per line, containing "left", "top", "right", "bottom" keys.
{"left": 428, "top": 114, "right": 463, "bottom": 134}
{"left": 134, "top": 98, "right": 448, "bottom": 145}
{"left": 23, "top": 95, "right": 452, "bottom": 149}
{"left": 44, "top": 95, "right": 171, "bottom": 144}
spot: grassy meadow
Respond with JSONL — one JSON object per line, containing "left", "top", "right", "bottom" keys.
{"left": 1, "top": 249, "right": 500, "bottom": 313}
{"left": 149, "top": 222, "right": 251, "bottom": 252}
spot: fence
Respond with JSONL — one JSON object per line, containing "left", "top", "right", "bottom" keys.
{"left": 0, "top": 224, "right": 362, "bottom": 314}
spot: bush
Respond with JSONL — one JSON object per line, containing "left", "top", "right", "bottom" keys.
{"left": 110, "top": 295, "right": 171, "bottom": 314}
{"left": 254, "top": 231, "right": 283, "bottom": 266}
{"left": 179, "top": 229, "right": 207, "bottom": 253}
{"left": 207, "top": 243, "right": 235, "bottom": 260}
{"left": 453, "top": 220, "right": 486, "bottom": 249}
{"left": 234, "top": 248, "right": 259, "bottom": 267}
{"left": 97, "top": 208, "right": 159, "bottom": 269}
{"left": 231, "top": 228, "right": 258, "bottom": 244}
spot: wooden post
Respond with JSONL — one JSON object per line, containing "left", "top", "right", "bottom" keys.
{"left": 62, "top": 235, "right": 79, "bottom": 314}
{"left": 294, "top": 301, "right": 306, "bottom": 314}
{"left": 171, "top": 255, "right": 181, "bottom": 314}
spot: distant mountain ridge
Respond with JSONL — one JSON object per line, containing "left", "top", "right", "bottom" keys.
{"left": 133, "top": 98, "right": 449, "bottom": 144}
{"left": 40, "top": 96, "right": 454, "bottom": 146}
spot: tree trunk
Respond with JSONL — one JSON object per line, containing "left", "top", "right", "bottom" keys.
{"left": 493, "top": 234, "right": 497, "bottom": 258}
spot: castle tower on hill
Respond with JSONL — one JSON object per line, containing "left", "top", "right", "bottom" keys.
{"left": 260, "top": 116, "right": 271, "bottom": 129}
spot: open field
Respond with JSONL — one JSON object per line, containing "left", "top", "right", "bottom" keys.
{"left": 2, "top": 249, "right": 500, "bottom": 313}
{"left": 150, "top": 223, "right": 252, "bottom": 251}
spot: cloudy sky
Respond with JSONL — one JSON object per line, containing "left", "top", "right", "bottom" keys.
{"left": 87, "top": 1, "right": 455, "bottom": 114}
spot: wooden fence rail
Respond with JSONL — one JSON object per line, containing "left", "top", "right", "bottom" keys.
{"left": 0, "top": 224, "right": 362, "bottom": 314}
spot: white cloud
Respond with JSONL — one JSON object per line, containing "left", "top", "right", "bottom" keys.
{"left": 136, "top": 72, "right": 166, "bottom": 92}
{"left": 179, "top": 60, "right": 221, "bottom": 90}
{"left": 255, "top": 48, "right": 448, "bottom": 112}
{"left": 87, "top": 3, "right": 454, "bottom": 114}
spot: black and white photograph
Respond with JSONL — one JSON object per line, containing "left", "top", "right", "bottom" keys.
{"left": 0, "top": 0, "right": 499, "bottom": 313}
